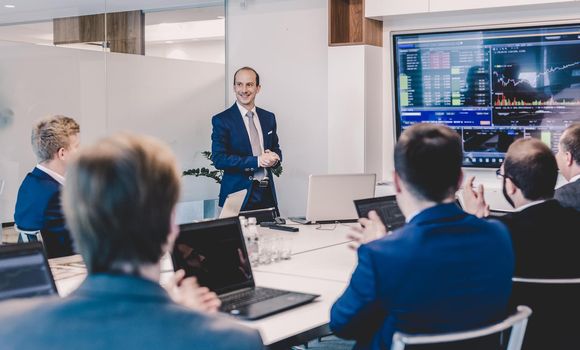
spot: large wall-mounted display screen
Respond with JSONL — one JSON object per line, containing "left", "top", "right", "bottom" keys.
{"left": 393, "top": 23, "right": 580, "bottom": 168}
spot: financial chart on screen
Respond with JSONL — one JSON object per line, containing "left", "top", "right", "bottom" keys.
{"left": 393, "top": 23, "right": 580, "bottom": 167}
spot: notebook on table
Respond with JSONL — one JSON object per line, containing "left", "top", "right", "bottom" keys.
{"left": 0, "top": 242, "right": 58, "bottom": 301}
{"left": 171, "top": 217, "right": 319, "bottom": 320}
{"left": 354, "top": 195, "right": 406, "bottom": 231}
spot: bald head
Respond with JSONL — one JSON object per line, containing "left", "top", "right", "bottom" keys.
{"left": 504, "top": 138, "right": 558, "bottom": 201}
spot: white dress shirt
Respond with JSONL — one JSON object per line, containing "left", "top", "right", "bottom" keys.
{"left": 236, "top": 102, "right": 266, "bottom": 179}
{"left": 516, "top": 199, "right": 547, "bottom": 212}
{"left": 569, "top": 174, "right": 580, "bottom": 183}
{"left": 36, "top": 164, "right": 65, "bottom": 185}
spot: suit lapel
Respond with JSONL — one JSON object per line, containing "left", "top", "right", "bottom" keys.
{"left": 228, "top": 104, "right": 253, "bottom": 155}
{"left": 257, "top": 108, "right": 270, "bottom": 150}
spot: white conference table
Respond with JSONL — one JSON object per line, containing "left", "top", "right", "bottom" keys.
{"left": 49, "top": 223, "right": 358, "bottom": 348}
{"left": 257, "top": 222, "right": 358, "bottom": 255}
{"left": 253, "top": 243, "right": 357, "bottom": 284}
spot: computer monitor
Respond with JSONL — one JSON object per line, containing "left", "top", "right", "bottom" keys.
{"left": 306, "top": 173, "right": 376, "bottom": 223}
{"left": 0, "top": 242, "right": 58, "bottom": 301}
{"left": 393, "top": 22, "right": 580, "bottom": 168}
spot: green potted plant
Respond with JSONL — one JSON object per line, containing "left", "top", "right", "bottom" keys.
{"left": 182, "top": 151, "right": 282, "bottom": 183}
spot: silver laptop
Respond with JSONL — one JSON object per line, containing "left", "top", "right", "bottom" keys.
{"left": 171, "top": 217, "right": 319, "bottom": 320}
{"left": 291, "top": 173, "right": 376, "bottom": 223}
{"left": 219, "top": 189, "right": 247, "bottom": 219}
{"left": 0, "top": 242, "right": 58, "bottom": 301}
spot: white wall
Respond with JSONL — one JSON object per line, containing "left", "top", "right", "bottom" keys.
{"left": 227, "top": 0, "right": 329, "bottom": 217}
{"left": 146, "top": 39, "right": 226, "bottom": 63}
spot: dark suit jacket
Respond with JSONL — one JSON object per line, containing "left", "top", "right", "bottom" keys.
{"left": 498, "top": 199, "right": 580, "bottom": 278}
{"left": 211, "top": 103, "right": 282, "bottom": 207}
{"left": 330, "top": 203, "right": 514, "bottom": 350}
{"left": 0, "top": 274, "right": 263, "bottom": 350}
{"left": 14, "top": 167, "right": 74, "bottom": 258}
{"left": 499, "top": 200, "right": 580, "bottom": 350}
{"left": 554, "top": 180, "right": 580, "bottom": 211}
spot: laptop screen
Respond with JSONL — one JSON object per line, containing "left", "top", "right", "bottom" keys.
{"left": 354, "top": 196, "right": 406, "bottom": 231}
{"left": 0, "top": 242, "right": 58, "bottom": 301}
{"left": 172, "top": 217, "right": 254, "bottom": 295}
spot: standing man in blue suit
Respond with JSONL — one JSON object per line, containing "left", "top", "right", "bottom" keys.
{"left": 330, "top": 124, "right": 514, "bottom": 350}
{"left": 14, "top": 115, "right": 80, "bottom": 258}
{"left": 211, "top": 67, "right": 282, "bottom": 212}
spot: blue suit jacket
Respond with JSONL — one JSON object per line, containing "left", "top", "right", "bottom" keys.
{"left": 330, "top": 203, "right": 514, "bottom": 350}
{"left": 211, "top": 104, "right": 282, "bottom": 207}
{"left": 0, "top": 274, "right": 264, "bottom": 350}
{"left": 14, "top": 167, "right": 74, "bottom": 258}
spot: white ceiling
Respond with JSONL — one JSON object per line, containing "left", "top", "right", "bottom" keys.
{"left": 0, "top": 0, "right": 224, "bottom": 25}
{"left": 0, "top": 4, "right": 224, "bottom": 46}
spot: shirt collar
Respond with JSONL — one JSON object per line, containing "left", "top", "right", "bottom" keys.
{"left": 236, "top": 101, "right": 257, "bottom": 118}
{"left": 517, "top": 199, "right": 547, "bottom": 212}
{"left": 569, "top": 174, "right": 580, "bottom": 183}
{"left": 36, "top": 164, "right": 65, "bottom": 185}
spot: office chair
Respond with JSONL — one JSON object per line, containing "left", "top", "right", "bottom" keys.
{"left": 511, "top": 277, "right": 580, "bottom": 350}
{"left": 390, "top": 305, "right": 532, "bottom": 350}
{"left": 15, "top": 225, "right": 43, "bottom": 243}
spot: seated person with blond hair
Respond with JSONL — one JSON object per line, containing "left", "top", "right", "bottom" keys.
{"left": 14, "top": 115, "right": 80, "bottom": 258}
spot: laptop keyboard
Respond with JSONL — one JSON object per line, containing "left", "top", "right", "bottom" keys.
{"left": 220, "top": 287, "right": 289, "bottom": 311}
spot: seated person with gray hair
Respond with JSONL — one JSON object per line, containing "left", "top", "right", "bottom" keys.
{"left": 0, "top": 133, "right": 263, "bottom": 350}
{"left": 555, "top": 123, "right": 580, "bottom": 211}
{"left": 14, "top": 115, "right": 80, "bottom": 258}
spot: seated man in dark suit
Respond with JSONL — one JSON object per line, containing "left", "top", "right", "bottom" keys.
{"left": 464, "top": 137, "right": 580, "bottom": 278}
{"left": 330, "top": 124, "right": 514, "bottom": 350}
{"left": 0, "top": 133, "right": 263, "bottom": 350}
{"left": 555, "top": 123, "right": 580, "bottom": 211}
{"left": 464, "top": 138, "right": 580, "bottom": 350}
{"left": 14, "top": 115, "right": 79, "bottom": 258}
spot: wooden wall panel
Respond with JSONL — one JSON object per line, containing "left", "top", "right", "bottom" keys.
{"left": 53, "top": 10, "right": 144, "bottom": 55}
{"left": 329, "top": 0, "right": 382, "bottom": 46}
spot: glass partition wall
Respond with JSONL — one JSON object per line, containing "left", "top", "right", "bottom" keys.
{"left": 0, "top": 1, "right": 226, "bottom": 233}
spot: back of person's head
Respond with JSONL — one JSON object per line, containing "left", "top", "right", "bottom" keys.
{"left": 62, "top": 133, "right": 181, "bottom": 273}
{"left": 504, "top": 138, "right": 558, "bottom": 200}
{"left": 560, "top": 123, "right": 580, "bottom": 165}
{"left": 394, "top": 124, "right": 462, "bottom": 202}
{"left": 31, "top": 115, "right": 80, "bottom": 162}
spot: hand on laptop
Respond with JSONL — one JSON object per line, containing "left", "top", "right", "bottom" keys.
{"left": 462, "top": 176, "right": 490, "bottom": 218}
{"left": 166, "top": 269, "right": 221, "bottom": 313}
{"left": 347, "top": 210, "right": 388, "bottom": 250}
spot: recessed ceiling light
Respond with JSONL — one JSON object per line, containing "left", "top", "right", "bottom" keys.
{"left": 165, "top": 41, "right": 174, "bottom": 44}
{"left": 4, "top": 4, "right": 16, "bottom": 8}
{"left": 217, "top": 16, "right": 225, "bottom": 19}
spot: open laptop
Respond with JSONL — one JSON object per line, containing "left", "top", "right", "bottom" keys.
{"left": 290, "top": 173, "right": 376, "bottom": 224}
{"left": 354, "top": 195, "right": 406, "bottom": 231}
{"left": 171, "top": 217, "right": 319, "bottom": 320}
{"left": 0, "top": 242, "right": 58, "bottom": 301}
{"left": 219, "top": 189, "right": 247, "bottom": 219}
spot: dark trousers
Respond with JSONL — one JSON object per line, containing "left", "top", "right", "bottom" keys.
{"left": 243, "top": 180, "right": 277, "bottom": 214}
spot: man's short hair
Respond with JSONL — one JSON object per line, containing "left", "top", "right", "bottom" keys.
{"left": 62, "top": 133, "right": 181, "bottom": 273}
{"left": 233, "top": 66, "right": 260, "bottom": 86}
{"left": 31, "top": 115, "right": 80, "bottom": 162}
{"left": 504, "top": 138, "right": 558, "bottom": 200}
{"left": 394, "top": 124, "right": 463, "bottom": 202}
{"left": 560, "top": 123, "right": 580, "bottom": 165}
